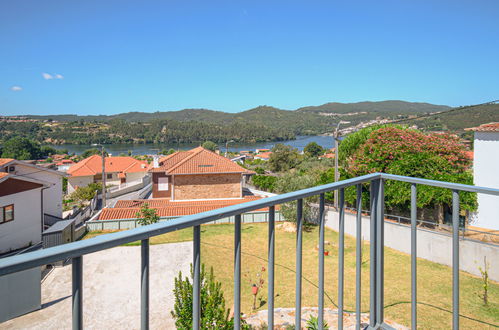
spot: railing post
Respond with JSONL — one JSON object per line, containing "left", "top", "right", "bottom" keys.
{"left": 193, "top": 225, "right": 201, "bottom": 330}
{"left": 355, "top": 184, "right": 362, "bottom": 330}
{"left": 234, "top": 214, "right": 242, "bottom": 329}
{"left": 318, "top": 194, "right": 325, "bottom": 329}
{"left": 411, "top": 184, "right": 417, "bottom": 330}
{"left": 295, "top": 198, "right": 303, "bottom": 328}
{"left": 375, "top": 179, "right": 385, "bottom": 325}
{"left": 268, "top": 206, "right": 275, "bottom": 329}
{"left": 369, "top": 180, "right": 378, "bottom": 328}
{"left": 141, "top": 239, "right": 149, "bottom": 330}
{"left": 452, "top": 190, "right": 460, "bottom": 330}
{"left": 72, "top": 256, "right": 83, "bottom": 330}
{"left": 338, "top": 188, "right": 345, "bottom": 330}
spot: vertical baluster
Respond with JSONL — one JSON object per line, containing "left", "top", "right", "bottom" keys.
{"left": 234, "top": 214, "right": 242, "bottom": 329}
{"left": 268, "top": 206, "right": 275, "bottom": 329}
{"left": 72, "top": 256, "right": 83, "bottom": 330}
{"left": 338, "top": 188, "right": 345, "bottom": 329}
{"left": 369, "top": 180, "right": 378, "bottom": 328}
{"left": 376, "top": 179, "right": 385, "bottom": 324}
{"left": 355, "top": 184, "right": 362, "bottom": 330}
{"left": 411, "top": 184, "right": 417, "bottom": 330}
{"left": 318, "top": 194, "right": 325, "bottom": 329}
{"left": 193, "top": 226, "right": 201, "bottom": 330}
{"left": 452, "top": 191, "right": 460, "bottom": 330}
{"left": 141, "top": 239, "right": 149, "bottom": 330}
{"left": 295, "top": 198, "right": 303, "bottom": 328}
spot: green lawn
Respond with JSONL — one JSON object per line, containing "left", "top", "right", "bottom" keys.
{"left": 85, "top": 223, "right": 499, "bottom": 329}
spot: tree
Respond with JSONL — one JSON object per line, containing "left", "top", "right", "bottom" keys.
{"left": 81, "top": 148, "right": 108, "bottom": 159}
{"left": 135, "top": 203, "right": 160, "bottom": 226}
{"left": 202, "top": 141, "right": 218, "bottom": 152}
{"left": 171, "top": 264, "right": 249, "bottom": 329}
{"left": 303, "top": 142, "right": 324, "bottom": 157}
{"left": 268, "top": 144, "right": 301, "bottom": 172}
{"left": 1, "top": 137, "right": 43, "bottom": 160}
{"left": 337, "top": 126, "right": 477, "bottom": 213}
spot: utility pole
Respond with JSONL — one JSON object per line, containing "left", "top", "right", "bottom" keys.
{"left": 333, "top": 122, "right": 342, "bottom": 209}
{"left": 225, "top": 140, "right": 234, "bottom": 157}
{"left": 92, "top": 144, "right": 106, "bottom": 208}
{"left": 101, "top": 146, "right": 106, "bottom": 207}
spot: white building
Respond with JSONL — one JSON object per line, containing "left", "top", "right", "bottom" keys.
{"left": 0, "top": 159, "right": 67, "bottom": 219}
{"left": 466, "top": 122, "right": 499, "bottom": 230}
{"left": 0, "top": 172, "right": 49, "bottom": 254}
{"left": 67, "top": 155, "right": 149, "bottom": 193}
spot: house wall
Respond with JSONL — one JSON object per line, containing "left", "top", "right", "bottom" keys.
{"left": 11, "top": 164, "right": 63, "bottom": 218}
{"left": 67, "top": 175, "right": 94, "bottom": 194}
{"left": 174, "top": 173, "right": 242, "bottom": 200}
{"left": 0, "top": 188, "right": 42, "bottom": 254}
{"left": 152, "top": 172, "right": 172, "bottom": 198}
{"left": 473, "top": 131, "right": 499, "bottom": 230}
{"left": 126, "top": 171, "right": 147, "bottom": 183}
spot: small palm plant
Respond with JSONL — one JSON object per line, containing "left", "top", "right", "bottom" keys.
{"left": 306, "top": 315, "right": 329, "bottom": 330}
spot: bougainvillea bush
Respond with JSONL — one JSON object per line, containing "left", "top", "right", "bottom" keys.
{"left": 326, "top": 126, "right": 476, "bottom": 212}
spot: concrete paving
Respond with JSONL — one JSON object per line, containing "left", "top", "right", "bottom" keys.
{"left": 1, "top": 242, "right": 192, "bottom": 330}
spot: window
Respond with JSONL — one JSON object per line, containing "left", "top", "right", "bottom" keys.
{"left": 0, "top": 204, "right": 14, "bottom": 224}
{"left": 107, "top": 173, "right": 113, "bottom": 179}
{"left": 158, "top": 177, "right": 169, "bottom": 191}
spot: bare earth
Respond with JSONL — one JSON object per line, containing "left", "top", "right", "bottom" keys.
{"left": 1, "top": 242, "right": 192, "bottom": 330}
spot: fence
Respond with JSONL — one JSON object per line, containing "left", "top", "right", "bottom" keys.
{"left": 86, "top": 211, "right": 283, "bottom": 231}
{"left": 107, "top": 175, "right": 151, "bottom": 199}
{"left": 1, "top": 172, "right": 499, "bottom": 330}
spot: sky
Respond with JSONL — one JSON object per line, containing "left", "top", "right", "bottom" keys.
{"left": 1, "top": 0, "right": 499, "bottom": 116}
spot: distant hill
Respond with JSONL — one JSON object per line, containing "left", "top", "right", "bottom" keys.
{"left": 296, "top": 100, "right": 449, "bottom": 114}
{"left": 24, "top": 100, "right": 450, "bottom": 135}
{"left": 404, "top": 103, "right": 499, "bottom": 135}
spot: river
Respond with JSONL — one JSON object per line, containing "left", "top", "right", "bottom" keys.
{"left": 54, "top": 135, "right": 335, "bottom": 155}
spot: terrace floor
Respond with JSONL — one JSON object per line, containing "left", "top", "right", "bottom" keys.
{"left": 1, "top": 242, "right": 191, "bottom": 330}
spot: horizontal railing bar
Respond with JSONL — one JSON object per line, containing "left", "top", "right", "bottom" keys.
{"left": 0, "top": 173, "right": 379, "bottom": 276}
{"left": 381, "top": 173, "right": 499, "bottom": 195}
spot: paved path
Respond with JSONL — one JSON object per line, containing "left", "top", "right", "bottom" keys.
{"left": 1, "top": 242, "right": 192, "bottom": 330}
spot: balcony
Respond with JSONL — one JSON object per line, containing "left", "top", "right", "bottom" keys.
{"left": 1, "top": 173, "right": 498, "bottom": 329}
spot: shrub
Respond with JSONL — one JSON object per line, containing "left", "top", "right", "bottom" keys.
{"left": 251, "top": 175, "right": 277, "bottom": 192}
{"left": 306, "top": 315, "right": 329, "bottom": 330}
{"left": 171, "top": 264, "right": 250, "bottom": 329}
{"left": 135, "top": 203, "right": 159, "bottom": 226}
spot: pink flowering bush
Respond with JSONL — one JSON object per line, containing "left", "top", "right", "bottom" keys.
{"left": 325, "top": 126, "right": 476, "bottom": 211}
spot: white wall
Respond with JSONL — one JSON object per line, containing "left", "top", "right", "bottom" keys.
{"left": 68, "top": 175, "right": 94, "bottom": 194}
{"left": 126, "top": 171, "right": 147, "bottom": 183}
{"left": 326, "top": 209, "right": 499, "bottom": 281}
{"left": 0, "top": 188, "right": 42, "bottom": 254}
{"left": 12, "top": 164, "right": 63, "bottom": 218}
{"left": 473, "top": 131, "right": 499, "bottom": 230}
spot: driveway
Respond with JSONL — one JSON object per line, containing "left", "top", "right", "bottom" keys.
{"left": 1, "top": 242, "right": 192, "bottom": 330}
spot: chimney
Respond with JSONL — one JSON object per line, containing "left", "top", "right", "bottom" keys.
{"left": 215, "top": 150, "right": 221, "bottom": 155}
{"left": 153, "top": 155, "right": 159, "bottom": 168}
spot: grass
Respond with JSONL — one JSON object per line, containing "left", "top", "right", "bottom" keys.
{"left": 85, "top": 223, "right": 499, "bottom": 329}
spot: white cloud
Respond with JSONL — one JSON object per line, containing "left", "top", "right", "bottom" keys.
{"left": 42, "top": 72, "right": 54, "bottom": 80}
{"left": 10, "top": 86, "right": 22, "bottom": 91}
{"left": 55, "top": 74, "right": 64, "bottom": 79}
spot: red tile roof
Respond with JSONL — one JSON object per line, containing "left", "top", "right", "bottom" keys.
{"left": 254, "top": 152, "right": 272, "bottom": 160}
{"left": 99, "top": 196, "right": 271, "bottom": 220}
{"left": 68, "top": 155, "right": 148, "bottom": 177}
{"left": 151, "top": 147, "right": 254, "bottom": 175}
{"left": 0, "top": 172, "right": 8, "bottom": 179}
{"left": 0, "top": 158, "right": 14, "bottom": 166}
{"left": 465, "top": 122, "right": 499, "bottom": 132}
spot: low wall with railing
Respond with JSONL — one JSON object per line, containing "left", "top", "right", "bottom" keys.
{"left": 86, "top": 211, "right": 283, "bottom": 231}
{"left": 325, "top": 209, "right": 499, "bottom": 281}
{"left": 107, "top": 175, "right": 151, "bottom": 199}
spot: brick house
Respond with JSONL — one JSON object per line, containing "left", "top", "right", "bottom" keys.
{"left": 67, "top": 155, "right": 149, "bottom": 193}
{"left": 150, "top": 146, "right": 255, "bottom": 200}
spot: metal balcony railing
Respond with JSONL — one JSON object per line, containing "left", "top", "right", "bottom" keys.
{"left": 1, "top": 173, "right": 498, "bottom": 330}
